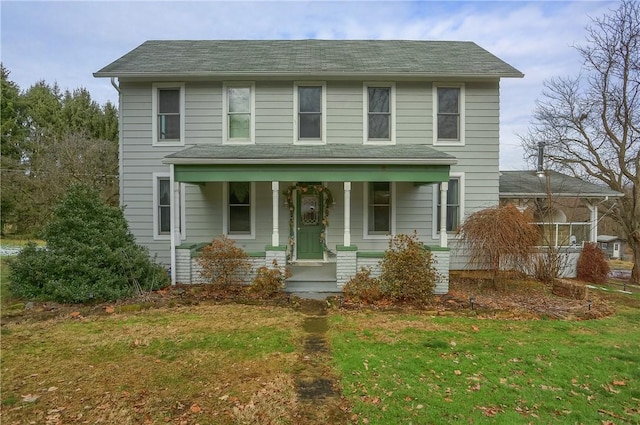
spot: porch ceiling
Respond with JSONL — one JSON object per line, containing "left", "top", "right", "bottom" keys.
{"left": 164, "top": 144, "right": 456, "bottom": 183}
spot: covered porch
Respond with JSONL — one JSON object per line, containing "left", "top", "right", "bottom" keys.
{"left": 499, "top": 170, "right": 624, "bottom": 277}
{"left": 163, "top": 144, "right": 457, "bottom": 294}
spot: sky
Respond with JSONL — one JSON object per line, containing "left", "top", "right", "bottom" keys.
{"left": 1, "top": 0, "right": 617, "bottom": 170}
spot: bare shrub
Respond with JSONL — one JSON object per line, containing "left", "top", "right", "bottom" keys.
{"left": 458, "top": 204, "right": 539, "bottom": 282}
{"left": 250, "top": 260, "right": 290, "bottom": 297}
{"left": 197, "top": 235, "right": 251, "bottom": 286}
{"left": 577, "top": 243, "right": 610, "bottom": 284}
{"left": 343, "top": 233, "right": 439, "bottom": 306}
{"left": 380, "top": 233, "right": 438, "bottom": 305}
{"left": 532, "top": 248, "right": 570, "bottom": 284}
{"left": 343, "top": 267, "right": 382, "bottom": 304}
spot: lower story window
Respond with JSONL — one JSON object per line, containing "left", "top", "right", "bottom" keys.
{"left": 228, "top": 182, "right": 252, "bottom": 235}
{"left": 158, "top": 178, "right": 171, "bottom": 234}
{"left": 368, "top": 182, "right": 391, "bottom": 234}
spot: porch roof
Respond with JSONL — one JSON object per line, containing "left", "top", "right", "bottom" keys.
{"left": 163, "top": 144, "right": 456, "bottom": 183}
{"left": 499, "top": 170, "right": 624, "bottom": 199}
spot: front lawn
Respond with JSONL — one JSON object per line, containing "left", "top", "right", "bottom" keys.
{"left": 330, "top": 305, "right": 640, "bottom": 424}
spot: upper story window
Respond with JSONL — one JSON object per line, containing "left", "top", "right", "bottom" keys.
{"left": 433, "top": 84, "right": 465, "bottom": 146}
{"left": 223, "top": 83, "right": 255, "bottom": 144}
{"left": 294, "top": 82, "right": 326, "bottom": 144}
{"left": 364, "top": 182, "right": 395, "bottom": 238}
{"left": 364, "top": 83, "right": 395, "bottom": 144}
{"left": 152, "top": 83, "right": 185, "bottom": 146}
{"left": 224, "top": 182, "right": 255, "bottom": 238}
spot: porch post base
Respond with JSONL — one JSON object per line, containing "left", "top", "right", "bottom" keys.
{"left": 265, "top": 245, "right": 287, "bottom": 274}
{"left": 427, "top": 247, "right": 450, "bottom": 294}
{"left": 336, "top": 245, "right": 358, "bottom": 289}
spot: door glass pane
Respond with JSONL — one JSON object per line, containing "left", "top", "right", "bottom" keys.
{"left": 301, "top": 195, "right": 319, "bottom": 225}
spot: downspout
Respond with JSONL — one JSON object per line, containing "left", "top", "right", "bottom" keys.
{"left": 111, "top": 77, "right": 125, "bottom": 207}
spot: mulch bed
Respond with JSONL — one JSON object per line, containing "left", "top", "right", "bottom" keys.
{"left": 2, "top": 274, "right": 619, "bottom": 323}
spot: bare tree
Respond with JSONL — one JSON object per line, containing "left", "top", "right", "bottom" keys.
{"left": 521, "top": 0, "right": 640, "bottom": 283}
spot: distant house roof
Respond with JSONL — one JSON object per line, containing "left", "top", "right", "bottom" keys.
{"left": 163, "top": 143, "right": 457, "bottom": 165}
{"left": 94, "top": 40, "right": 524, "bottom": 79}
{"left": 597, "top": 235, "right": 625, "bottom": 243}
{"left": 499, "top": 170, "right": 624, "bottom": 199}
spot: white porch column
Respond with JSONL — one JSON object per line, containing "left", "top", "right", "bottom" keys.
{"left": 272, "top": 181, "right": 279, "bottom": 246}
{"left": 344, "top": 182, "right": 351, "bottom": 246}
{"left": 439, "top": 181, "right": 449, "bottom": 248}
{"left": 170, "top": 164, "right": 177, "bottom": 285}
{"left": 587, "top": 202, "right": 599, "bottom": 243}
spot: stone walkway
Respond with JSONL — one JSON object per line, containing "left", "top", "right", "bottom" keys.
{"left": 293, "top": 299, "right": 348, "bottom": 424}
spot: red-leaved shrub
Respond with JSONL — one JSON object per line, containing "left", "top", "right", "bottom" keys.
{"left": 577, "top": 242, "right": 610, "bottom": 284}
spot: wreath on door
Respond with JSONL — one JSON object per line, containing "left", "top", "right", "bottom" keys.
{"left": 283, "top": 184, "right": 334, "bottom": 256}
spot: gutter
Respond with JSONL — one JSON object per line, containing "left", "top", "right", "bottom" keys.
{"left": 162, "top": 157, "right": 458, "bottom": 166}
{"left": 94, "top": 70, "right": 524, "bottom": 79}
{"left": 110, "top": 77, "right": 125, "bottom": 207}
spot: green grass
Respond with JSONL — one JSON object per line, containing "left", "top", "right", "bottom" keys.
{"left": 1, "top": 304, "right": 304, "bottom": 424}
{"left": 329, "top": 308, "right": 640, "bottom": 424}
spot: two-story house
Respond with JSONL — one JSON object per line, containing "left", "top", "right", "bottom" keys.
{"left": 94, "top": 40, "right": 524, "bottom": 293}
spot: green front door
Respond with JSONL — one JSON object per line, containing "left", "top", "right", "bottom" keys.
{"left": 296, "top": 184, "right": 324, "bottom": 260}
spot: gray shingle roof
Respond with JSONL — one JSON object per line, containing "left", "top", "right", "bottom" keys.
{"left": 499, "top": 170, "right": 623, "bottom": 198}
{"left": 163, "top": 144, "right": 457, "bottom": 165}
{"left": 94, "top": 40, "right": 523, "bottom": 78}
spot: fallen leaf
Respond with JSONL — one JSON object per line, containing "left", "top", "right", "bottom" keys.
{"left": 612, "top": 380, "right": 626, "bottom": 386}
{"left": 472, "top": 325, "right": 480, "bottom": 332}
{"left": 454, "top": 370, "right": 462, "bottom": 375}
{"left": 70, "top": 311, "right": 81, "bottom": 318}
{"left": 21, "top": 394, "right": 39, "bottom": 403}
{"left": 190, "top": 403, "right": 201, "bottom": 413}
{"left": 105, "top": 306, "right": 115, "bottom": 314}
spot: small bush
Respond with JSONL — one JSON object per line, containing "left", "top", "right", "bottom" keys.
{"left": 380, "top": 233, "right": 438, "bottom": 305}
{"left": 577, "top": 243, "right": 610, "bottom": 284}
{"left": 343, "top": 233, "right": 440, "bottom": 306}
{"left": 8, "top": 185, "right": 168, "bottom": 303}
{"left": 250, "top": 260, "right": 290, "bottom": 297}
{"left": 197, "top": 235, "right": 251, "bottom": 286}
{"left": 343, "top": 267, "right": 382, "bottom": 303}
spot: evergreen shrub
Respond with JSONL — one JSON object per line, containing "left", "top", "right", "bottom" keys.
{"left": 8, "top": 185, "right": 168, "bottom": 303}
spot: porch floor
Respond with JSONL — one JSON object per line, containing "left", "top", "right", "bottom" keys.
{"left": 285, "top": 262, "right": 341, "bottom": 297}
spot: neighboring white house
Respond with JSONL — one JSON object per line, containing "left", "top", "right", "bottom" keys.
{"left": 94, "top": 39, "right": 525, "bottom": 293}
{"left": 499, "top": 170, "right": 624, "bottom": 277}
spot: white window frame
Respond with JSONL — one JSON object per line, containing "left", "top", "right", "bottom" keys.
{"left": 433, "top": 83, "right": 465, "bottom": 146}
{"left": 363, "top": 82, "right": 396, "bottom": 145}
{"left": 363, "top": 182, "right": 396, "bottom": 239}
{"left": 152, "top": 83, "right": 185, "bottom": 147}
{"left": 222, "top": 82, "right": 256, "bottom": 144}
{"left": 223, "top": 182, "right": 256, "bottom": 239}
{"left": 153, "top": 172, "right": 186, "bottom": 241}
{"left": 432, "top": 172, "right": 465, "bottom": 238}
{"left": 293, "top": 82, "right": 326, "bottom": 145}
